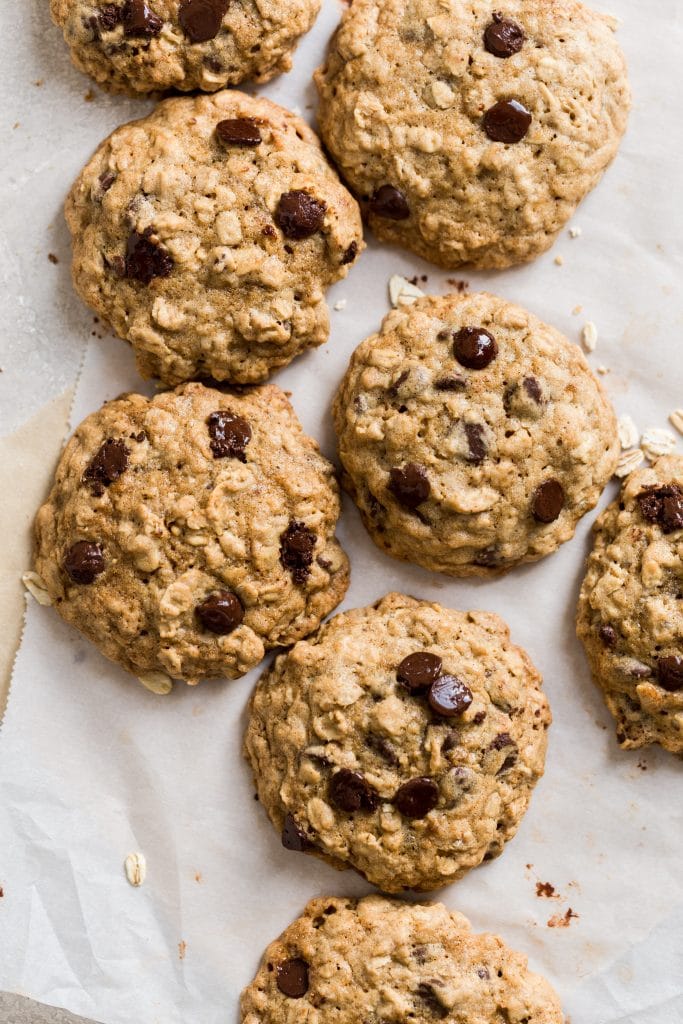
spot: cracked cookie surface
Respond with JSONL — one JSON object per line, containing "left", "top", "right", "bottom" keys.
{"left": 333, "top": 292, "right": 618, "bottom": 578}
{"left": 51, "top": 0, "right": 321, "bottom": 95}
{"left": 577, "top": 455, "right": 683, "bottom": 754}
{"left": 315, "top": 0, "right": 629, "bottom": 268}
{"left": 34, "top": 382, "right": 348, "bottom": 685}
{"left": 240, "top": 894, "right": 564, "bottom": 1021}
{"left": 244, "top": 593, "right": 550, "bottom": 892}
{"left": 66, "top": 91, "right": 363, "bottom": 385}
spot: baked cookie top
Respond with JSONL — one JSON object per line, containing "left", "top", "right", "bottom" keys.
{"left": 34, "top": 382, "right": 349, "bottom": 686}
{"left": 244, "top": 593, "right": 550, "bottom": 892}
{"left": 577, "top": 455, "right": 683, "bottom": 755}
{"left": 66, "top": 91, "right": 363, "bottom": 386}
{"left": 51, "top": 0, "right": 321, "bottom": 95}
{"left": 240, "top": 895, "right": 564, "bottom": 1022}
{"left": 315, "top": 0, "right": 629, "bottom": 268}
{"left": 333, "top": 292, "right": 618, "bottom": 577}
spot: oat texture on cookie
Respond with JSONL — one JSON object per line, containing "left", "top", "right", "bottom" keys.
{"left": 240, "top": 895, "right": 564, "bottom": 1021}
{"left": 244, "top": 593, "right": 550, "bottom": 892}
{"left": 315, "top": 0, "right": 629, "bottom": 268}
{"left": 51, "top": 0, "right": 321, "bottom": 95}
{"left": 33, "top": 382, "right": 349, "bottom": 685}
{"left": 66, "top": 91, "right": 363, "bottom": 385}
{"left": 577, "top": 455, "right": 683, "bottom": 754}
{"left": 334, "top": 292, "right": 618, "bottom": 578}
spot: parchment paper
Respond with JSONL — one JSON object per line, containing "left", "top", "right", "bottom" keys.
{"left": 1, "top": 2, "right": 683, "bottom": 1021}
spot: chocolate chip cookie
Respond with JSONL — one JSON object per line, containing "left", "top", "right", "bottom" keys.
{"left": 244, "top": 593, "right": 550, "bottom": 892}
{"left": 51, "top": 0, "right": 321, "bottom": 95}
{"left": 333, "top": 292, "right": 618, "bottom": 577}
{"left": 577, "top": 455, "right": 683, "bottom": 754}
{"left": 66, "top": 91, "right": 363, "bottom": 385}
{"left": 240, "top": 895, "right": 564, "bottom": 1021}
{"left": 315, "top": 0, "right": 629, "bottom": 268}
{"left": 33, "top": 382, "right": 349, "bottom": 686}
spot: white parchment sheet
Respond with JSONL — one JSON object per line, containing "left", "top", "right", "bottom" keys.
{"left": 2, "top": 1, "right": 683, "bottom": 1021}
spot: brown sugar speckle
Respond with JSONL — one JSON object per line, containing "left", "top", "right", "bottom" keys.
{"left": 536, "top": 881, "right": 556, "bottom": 898}
{"left": 548, "top": 908, "right": 578, "bottom": 928}
{"left": 194, "top": 872, "right": 202, "bottom": 883}
{"left": 178, "top": 940, "right": 187, "bottom": 960}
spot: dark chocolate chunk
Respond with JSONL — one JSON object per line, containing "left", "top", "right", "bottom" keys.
{"left": 397, "top": 651, "right": 443, "bottom": 693}
{"left": 428, "top": 674, "right": 473, "bottom": 717}
{"left": 657, "top": 655, "right": 683, "bottom": 692}
{"left": 206, "top": 410, "right": 252, "bottom": 461}
{"left": 215, "top": 118, "right": 262, "bottom": 147}
{"left": 63, "top": 541, "right": 105, "bottom": 584}
{"left": 394, "top": 777, "right": 439, "bottom": 818}
{"left": 275, "top": 191, "right": 327, "bottom": 239}
{"left": 464, "top": 422, "right": 487, "bottom": 463}
{"left": 195, "top": 590, "right": 244, "bottom": 634}
{"left": 281, "top": 813, "right": 309, "bottom": 852}
{"left": 329, "top": 769, "right": 378, "bottom": 813}
{"left": 369, "top": 184, "right": 410, "bottom": 220}
{"left": 84, "top": 439, "right": 129, "bottom": 490}
{"left": 637, "top": 485, "right": 683, "bottom": 534}
{"left": 522, "top": 376, "right": 542, "bottom": 403}
{"left": 416, "top": 982, "right": 448, "bottom": 1019}
{"left": 490, "top": 731, "right": 514, "bottom": 750}
{"left": 97, "top": 4, "right": 122, "bottom": 31}
{"left": 122, "top": 0, "right": 162, "bottom": 36}
{"left": 453, "top": 327, "right": 498, "bottom": 370}
{"left": 178, "top": 0, "right": 228, "bottom": 42}
{"left": 125, "top": 229, "right": 173, "bottom": 284}
{"left": 483, "top": 99, "right": 532, "bottom": 143}
{"left": 388, "top": 463, "right": 430, "bottom": 509}
{"left": 484, "top": 14, "right": 525, "bottom": 58}
{"left": 276, "top": 958, "right": 309, "bottom": 998}
{"left": 434, "top": 374, "right": 467, "bottom": 392}
{"left": 532, "top": 479, "right": 565, "bottom": 523}
{"left": 599, "top": 624, "right": 617, "bottom": 648}
{"left": 280, "top": 521, "right": 316, "bottom": 584}
{"left": 341, "top": 240, "right": 358, "bottom": 265}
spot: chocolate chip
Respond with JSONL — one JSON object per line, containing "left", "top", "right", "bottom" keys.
{"left": 122, "top": 0, "right": 162, "bottom": 35}
{"left": 63, "top": 541, "right": 105, "bottom": 584}
{"left": 428, "top": 675, "right": 473, "bottom": 717}
{"left": 98, "top": 170, "right": 116, "bottom": 193}
{"left": 441, "top": 731, "right": 460, "bottom": 754}
{"left": 416, "top": 983, "right": 448, "bottom": 1019}
{"left": 341, "top": 240, "right": 358, "bottom": 265}
{"left": 84, "top": 439, "right": 129, "bottom": 490}
{"left": 206, "top": 410, "right": 251, "bottom": 461}
{"left": 97, "top": 4, "right": 121, "bottom": 31}
{"left": 483, "top": 99, "right": 532, "bottom": 143}
{"left": 281, "top": 813, "right": 309, "bottom": 852}
{"left": 276, "top": 958, "right": 309, "bottom": 998}
{"left": 434, "top": 374, "right": 467, "bottom": 392}
{"left": 453, "top": 327, "right": 498, "bottom": 370}
{"left": 394, "top": 777, "right": 439, "bottom": 818}
{"left": 389, "top": 463, "right": 430, "bottom": 509}
{"left": 275, "top": 191, "right": 326, "bottom": 239}
{"left": 637, "top": 485, "right": 683, "bottom": 534}
{"left": 329, "top": 769, "right": 378, "bottom": 813}
{"left": 599, "top": 624, "right": 617, "bottom": 648}
{"left": 369, "top": 184, "right": 410, "bottom": 220}
{"left": 125, "top": 229, "right": 173, "bottom": 284}
{"left": 280, "top": 521, "right": 316, "bottom": 584}
{"left": 472, "top": 710, "right": 486, "bottom": 725}
{"left": 465, "top": 423, "right": 487, "bottom": 463}
{"left": 532, "top": 479, "right": 565, "bottom": 523}
{"left": 215, "top": 118, "right": 262, "bottom": 148}
{"left": 195, "top": 590, "right": 244, "bottom": 634}
{"left": 490, "top": 731, "right": 514, "bottom": 750}
{"left": 388, "top": 370, "right": 410, "bottom": 397}
{"left": 484, "top": 14, "right": 525, "bottom": 58}
{"left": 397, "top": 652, "right": 443, "bottom": 693}
{"left": 523, "top": 376, "right": 542, "bottom": 403}
{"left": 367, "top": 733, "right": 399, "bottom": 767}
{"left": 657, "top": 655, "right": 683, "bottom": 692}
{"left": 178, "top": 0, "right": 228, "bottom": 42}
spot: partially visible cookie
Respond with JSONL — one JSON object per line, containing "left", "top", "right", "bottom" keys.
{"left": 315, "top": 0, "right": 629, "bottom": 268}
{"left": 34, "top": 382, "right": 349, "bottom": 686}
{"left": 240, "top": 895, "right": 564, "bottom": 1022}
{"left": 244, "top": 593, "right": 550, "bottom": 892}
{"left": 333, "top": 292, "right": 618, "bottom": 577}
{"left": 66, "top": 91, "right": 363, "bottom": 385}
{"left": 577, "top": 455, "right": 683, "bottom": 754}
{"left": 51, "top": 0, "right": 321, "bottom": 95}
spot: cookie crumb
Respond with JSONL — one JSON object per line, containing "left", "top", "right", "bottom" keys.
{"left": 389, "top": 274, "right": 425, "bottom": 308}
{"left": 614, "top": 448, "right": 644, "bottom": 478}
{"left": 547, "top": 908, "right": 578, "bottom": 928}
{"left": 137, "top": 670, "right": 173, "bottom": 695}
{"left": 572, "top": 305, "right": 583, "bottom": 316}
{"left": 48, "top": 252, "right": 59, "bottom": 265}
{"left": 536, "top": 881, "right": 556, "bottom": 898}
{"left": 124, "top": 852, "right": 147, "bottom": 887}
{"left": 596, "top": 365, "right": 609, "bottom": 375}
{"left": 617, "top": 414, "right": 639, "bottom": 450}
{"left": 84, "top": 89, "right": 95, "bottom": 102}
{"left": 668, "top": 409, "right": 683, "bottom": 436}
{"left": 581, "top": 321, "right": 598, "bottom": 352}
{"left": 178, "top": 940, "right": 187, "bottom": 960}
{"left": 334, "top": 299, "right": 347, "bottom": 311}
{"left": 554, "top": 255, "right": 564, "bottom": 266}
{"left": 641, "top": 427, "right": 677, "bottom": 460}
{"left": 569, "top": 226, "right": 582, "bottom": 239}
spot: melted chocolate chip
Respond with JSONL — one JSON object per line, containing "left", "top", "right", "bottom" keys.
{"left": 275, "top": 191, "right": 327, "bottom": 239}
{"left": 416, "top": 983, "right": 448, "bottom": 1019}
{"left": 341, "top": 240, "right": 358, "bottom": 265}
{"left": 523, "top": 376, "right": 542, "bottom": 403}
{"left": 388, "top": 463, "right": 430, "bottom": 509}
{"left": 122, "top": 0, "right": 162, "bottom": 36}
{"left": 434, "top": 374, "right": 467, "bottom": 392}
{"left": 394, "top": 777, "right": 439, "bottom": 818}
{"left": 97, "top": 3, "right": 121, "bottom": 31}
{"left": 178, "top": 0, "right": 228, "bottom": 42}
{"left": 484, "top": 14, "right": 525, "bottom": 58}
{"left": 195, "top": 590, "right": 244, "bottom": 634}
{"left": 428, "top": 674, "right": 473, "bottom": 717}
{"left": 84, "top": 439, "right": 129, "bottom": 490}
{"left": 657, "top": 655, "right": 683, "bottom": 692}
{"left": 397, "top": 651, "right": 443, "bottom": 692}
{"left": 280, "top": 521, "right": 316, "bottom": 583}
{"left": 215, "top": 118, "right": 262, "bottom": 147}
{"left": 599, "top": 624, "right": 617, "bottom": 648}
{"left": 63, "top": 541, "right": 105, "bottom": 584}
{"left": 637, "top": 485, "right": 683, "bottom": 534}
{"left": 329, "top": 769, "right": 378, "bottom": 812}
{"left": 490, "top": 732, "right": 514, "bottom": 750}
{"left": 206, "top": 410, "right": 252, "bottom": 461}
{"left": 465, "top": 422, "right": 487, "bottom": 463}
{"left": 281, "top": 813, "right": 310, "bottom": 852}
{"left": 483, "top": 99, "right": 532, "bottom": 143}
{"left": 276, "top": 958, "right": 309, "bottom": 998}
{"left": 453, "top": 327, "right": 498, "bottom": 370}
{"left": 125, "top": 229, "right": 173, "bottom": 284}
{"left": 532, "top": 479, "right": 565, "bottom": 523}
{"left": 369, "top": 184, "right": 410, "bottom": 220}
